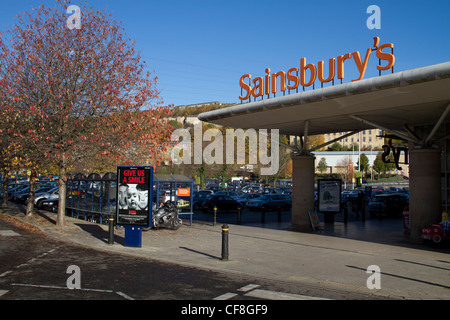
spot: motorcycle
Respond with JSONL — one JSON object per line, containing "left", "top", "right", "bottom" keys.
{"left": 152, "top": 201, "right": 182, "bottom": 230}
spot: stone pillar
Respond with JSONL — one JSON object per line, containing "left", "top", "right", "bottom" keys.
{"left": 409, "top": 148, "right": 442, "bottom": 242}
{"left": 290, "top": 154, "right": 316, "bottom": 231}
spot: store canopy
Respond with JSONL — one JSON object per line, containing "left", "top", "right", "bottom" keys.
{"left": 198, "top": 62, "right": 450, "bottom": 140}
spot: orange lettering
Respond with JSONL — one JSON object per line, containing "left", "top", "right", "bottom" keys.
{"left": 352, "top": 49, "right": 371, "bottom": 81}
{"left": 252, "top": 77, "right": 264, "bottom": 98}
{"left": 264, "top": 68, "right": 271, "bottom": 95}
{"left": 318, "top": 58, "right": 335, "bottom": 83}
{"left": 237, "top": 38, "right": 395, "bottom": 101}
{"left": 286, "top": 67, "right": 299, "bottom": 90}
{"left": 239, "top": 74, "right": 251, "bottom": 100}
{"left": 271, "top": 71, "right": 286, "bottom": 94}
{"left": 300, "top": 58, "right": 316, "bottom": 87}
{"left": 376, "top": 43, "right": 395, "bottom": 71}
{"left": 337, "top": 53, "right": 351, "bottom": 80}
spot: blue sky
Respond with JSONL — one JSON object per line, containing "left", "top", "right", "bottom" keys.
{"left": 0, "top": 0, "right": 449, "bottom": 107}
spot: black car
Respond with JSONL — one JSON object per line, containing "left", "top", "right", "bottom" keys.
{"left": 192, "top": 190, "right": 214, "bottom": 211}
{"left": 368, "top": 194, "right": 409, "bottom": 217}
{"left": 39, "top": 198, "right": 59, "bottom": 212}
{"left": 202, "top": 194, "right": 243, "bottom": 212}
{"left": 235, "top": 193, "right": 262, "bottom": 206}
{"left": 246, "top": 194, "right": 292, "bottom": 211}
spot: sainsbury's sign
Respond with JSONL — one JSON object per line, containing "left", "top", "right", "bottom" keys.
{"left": 239, "top": 37, "right": 394, "bottom": 101}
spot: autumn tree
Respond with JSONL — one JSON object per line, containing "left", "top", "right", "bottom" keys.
{"left": 1, "top": 1, "right": 172, "bottom": 225}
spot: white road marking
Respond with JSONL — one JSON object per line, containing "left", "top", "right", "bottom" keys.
{"left": 244, "top": 289, "right": 330, "bottom": 300}
{"left": 213, "top": 283, "right": 331, "bottom": 300}
{"left": 213, "top": 292, "right": 238, "bottom": 300}
{"left": 12, "top": 283, "right": 113, "bottom": 292}
{"left": 11, "top": 283, "right": 133, "bottom": 299}
{"left": 0, "top": 230, "right": 20, "bottom": 236}
{"left": 116, "top": 291, "right": 135, "bottom": 300}
{"left": 237, "top": 284, "right": 260, "bottom": 292}
{"left": 0, "top": 271, "right": 13, "bottom": 278}
{"left": 0, "top": 290, "right": 9, "bottom": 297}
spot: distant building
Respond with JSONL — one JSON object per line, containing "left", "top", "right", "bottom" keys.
{"left": 323, "top": 130, "right": 385, "bottom": 150}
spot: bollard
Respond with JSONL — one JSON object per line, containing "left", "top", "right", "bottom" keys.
{"left": 277, "top": 205, "right": 281, "bottom": 222}
{"left": 108, "top": 218, "right": 114, "bottom": 245}
{"left": 213, "top": 206, "right": 217, "bottom": 226}
{"left": 261, "top": 206, "right": 266, "bottom": 223}
{"left": 344, "top": 204, "right": 348, "bottom": 224}
{"left": 237, "top": 206, "right": 241, "bottom": 225}
{"left": 221, "top": 224, "right": 229, "bottom": 261}
{"left": 362, "top": 204, "right": 366, "bottom": 222}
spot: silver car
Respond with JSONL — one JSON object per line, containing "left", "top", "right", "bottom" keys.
{"left": 35, "top": 187, "right": 59, "bottom": 207}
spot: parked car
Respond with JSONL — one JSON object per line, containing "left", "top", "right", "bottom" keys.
{"left": 246, "top": 194, "right": 291, "bottom": 211}
{"left": 34, "top": 187, "right": 60, "bottom": 206}
{"left": 240, "top": 185, "right": 262, "bottom": 194}
{"left": 192, "top": 190, "right": 214, "bottom": 211}
{"left": 235, "top": 193, "right": 262, "bottom": 206}
{"left": 13, "top": 186, "right": 57, "bottom": 204}
{"left": 368, "top": 194, "right": 409, "bottom": 217}
{"left": 261, "top": 187, "right": 281, "bottom": 194}
{"left": 0, "top": 183, "right": 27, "bottom": 198}
{"left": 7, "top": 184, "right": 29, "bottom": 197}
{"left": 202, "top": 194, "right": 243, "bottom": 212}
{"left": 213, "top": 190, "right": 240, "bottom": 199}
{"left": 278, "top": 187, "right": 292, "bottom": 195}
{"left": 39, "top": 198, "right": 59, "bottom": 212}
{"left": 341, "top": 191, "right": 359, "bottom": 206}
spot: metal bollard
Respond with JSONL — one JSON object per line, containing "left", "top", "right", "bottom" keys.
{"left": 237, "top": 206, "right": 241, "bottom": 225}
{"left": 213, "top": 206, "right": 217, "bottom": 226}
{"left": 108, "top": 218, "right": 114, "bottom": 245}
{"left": 277, "top": 205, "right": 281, "bottom": 222}
{"left": 344, "top": 204, "right": 348, "bottom": 224}
{"left": 221, "top": 224, "right": 229, "bottom": 261}
{"left": 261, "top": 206, "right": 266, "bottom": 223}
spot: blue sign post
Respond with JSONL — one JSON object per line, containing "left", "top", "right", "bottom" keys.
{"left": 116, "top": 166, "right": 153, "bottom": 247}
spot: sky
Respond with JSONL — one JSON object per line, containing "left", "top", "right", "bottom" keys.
{"left": 0, "top": 0, "right": 449, "bottom": 107}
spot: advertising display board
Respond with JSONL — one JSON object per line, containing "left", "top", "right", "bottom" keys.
{"left": 317, "top": 179, "right": 341, "bottom": 213}
{"left": 116, "top": 166, "right": 153, "bottom": 227}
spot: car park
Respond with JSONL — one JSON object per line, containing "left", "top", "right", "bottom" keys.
{"left": 34, "top": 187, "right": 59, "bottom": 206}
{"left": 0, "top": 183, "right": 27, "bottom": 198}
{"left": 7, "top": 184, "right": 29, "bottom": 197}
{"left": 235, "top": 193, "right": 262, "bottom": 206}
{"left": 368, "top": 193, "right": 409, "bottom": 217}
{"left": 202, "top": 194, "right": 243, "bottom": 212}
{"left": 341, "top": 191, "right": 359, "bottom": 207}
{"left": 39, "top": 198, "right": 59, "bottom": 212}
{"left": 246, "top": 194, "right": 291, "bottom": 211}
{"left": 260, "top": 187, "right": 280, "bottom": 194}
{"left": 213, "top": 190, "right": 240, "bottom": 199}
{"left": 192, "top": 190, "right": 214, "bottom": 211}
{"left": 240, "top": 185, "right": 262, "bottom": 194}
{"left": 278, "top": 187, "right": 292, "bottom": 195}
{"left": 12, "top": 186, "right": 57, "bottom": 204}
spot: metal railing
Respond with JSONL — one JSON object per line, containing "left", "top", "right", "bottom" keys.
{"left": 66, "top": 172, "right": 117, "bottom": 224}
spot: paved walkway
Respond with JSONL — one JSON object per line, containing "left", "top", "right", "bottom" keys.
{"left": 1, "top": 206, "right": 449, "bottom": 300}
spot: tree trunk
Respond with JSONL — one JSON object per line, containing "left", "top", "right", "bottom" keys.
{"left": 26, "top": 170, "right": 37, "bottom": 217}
{"left": 1, "top": 168, "right": 9, "bottom": 208}
{"left": 57, "top": 161, "right": 67, "bottom": 227}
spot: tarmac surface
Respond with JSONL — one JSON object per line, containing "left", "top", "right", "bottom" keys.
{"left": 1, "top": 205, "right": 449, "bottom": 300}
